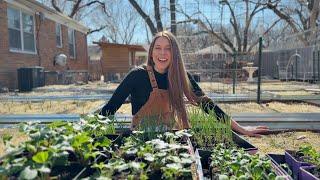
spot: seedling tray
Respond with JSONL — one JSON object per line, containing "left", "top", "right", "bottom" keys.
{"left": 300, "top": 166, "right": 320, "bottom": 180}
{"left": 267, "top": 154, "right": 293, "bottom": 180}
{"left": 285, "top": 150, "right": 312, "bottom": 180}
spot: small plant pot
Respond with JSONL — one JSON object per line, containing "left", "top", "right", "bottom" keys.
{"left": 285, "top": 150, "right": 312, "bottom": 180}
{"left": 232, "top": 131, "right": 258, "bottom": 154}
{"left": 299, "top": 166, "right": 320, "bottom": 180}
{"left": 267, "top": 154, "right": 293, "bottom": 179}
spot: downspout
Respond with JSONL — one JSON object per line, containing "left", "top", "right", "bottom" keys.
{"left": 35, "top": 12, "right": 43, "bottom": 66}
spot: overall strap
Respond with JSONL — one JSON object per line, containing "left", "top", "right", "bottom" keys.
{"left": 146, "top": 66, "right": 158, "bottom": 89}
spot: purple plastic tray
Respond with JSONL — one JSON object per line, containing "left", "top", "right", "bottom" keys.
{"left": 267, "top": 154, "right": 293, "bottom": 180}
{"left": 300, "top": 166, "right": 320, "bottom": 180}
{"left": 285, "top": 150, "right": 312, "bottom": 180}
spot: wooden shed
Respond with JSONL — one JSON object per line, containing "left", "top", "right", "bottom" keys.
{"left": 93, "top": 41, "right": 147, "bottom": 82}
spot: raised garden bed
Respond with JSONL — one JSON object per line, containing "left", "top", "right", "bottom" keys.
{"left": 0, "top": 115, "right": 201, "bottom": 179}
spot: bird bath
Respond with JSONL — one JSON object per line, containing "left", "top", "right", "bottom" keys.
{"left": 243, "top": 63, "right": 258, "bottom": 82}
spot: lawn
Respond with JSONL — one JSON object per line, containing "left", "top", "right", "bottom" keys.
{"left": 0, "top": 100, "right": 105, "bottom": 114}
{"left": 245, "top": 131, "right": 320, "bottom": 154}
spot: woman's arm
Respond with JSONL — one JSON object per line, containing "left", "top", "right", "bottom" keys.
{"left": 100, "top": 70, "right": 136, "bottom": 116}
{"left": 187, "top": 73, "right": 269, "bottom": 137}
{"left": 231, "top": 120, "right": 269, "bottom": 137}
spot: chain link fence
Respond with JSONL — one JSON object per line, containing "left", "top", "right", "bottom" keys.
{"left": 177, "top": 29, "right": 320, "bottom": 102}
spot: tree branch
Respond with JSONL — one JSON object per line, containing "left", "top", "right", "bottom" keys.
{"left": 224, "top": 0, "right": 241, "bottom": 51}
{"left": 247, "top": 18, "right": 281, "bottom": 52}
{"left": 129, "top": 0, "right": 157, "bottom": 35}
{"left": 76, "top": 0, "right": 110, "bottom": 17}
{"left": 154, "top": 0, "right": 163, "bottom": 32}
{"left": 170, "top": 0, "right": 176, "bottom": 35}
{"left": 69, "top": 0, "right": 82, "bottom": 18}
{"left": 88, "top": 24, "right": 108, "bottom": 35}
{"left": 51, "top": 0, "right": 62, "bottom": 13}
{"left": 266, "top": 0, "right": 308, "bottom": 46}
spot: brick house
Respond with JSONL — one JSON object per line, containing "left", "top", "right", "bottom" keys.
{"left": 0, "top": 0, "right": 89, "bottom": 90}
{"left": 93, "top": 41, "right": 147, "bottom": 82}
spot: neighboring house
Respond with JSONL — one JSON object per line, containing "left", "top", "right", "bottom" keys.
{"left": 88, "top": 45, "right": 103, "bottom": 81}
{"left": 0, "top": 0, "right": 89, "bottom": 90}
{"left": 93, "top": 41, "right": 147, "bottom": 82}
{"left": 185, "top": 45, "right": 231, "bottom": 70}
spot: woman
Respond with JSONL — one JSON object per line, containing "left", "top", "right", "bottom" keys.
{"left": 100, "top": 31, "right": 268, "bottom": 137}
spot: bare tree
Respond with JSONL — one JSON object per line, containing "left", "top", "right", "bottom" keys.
{"left": 265, "top": 0, "right": 320, "bottom": 46}
{"left": 177, "top": 0, "right": 281, "bottom": 54}
{"left": 128, "top": 0, "right": 177, "bottom": 35}
{"left": 40, "top": 0, "right": 110, "bottom": 34}
{"left": 94, "top": 0, "right": 140, "bottom": 44}
{"left": 170, "top": 0, "right": 177, "bottom": 35}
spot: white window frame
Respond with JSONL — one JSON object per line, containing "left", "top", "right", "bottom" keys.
{"left": 128, "top": 51, "right": 132, "bottom": 66}
{"left": 56, "top": 23, "right": 62, "bottom": 48}
{"left": 7, "top": 6, "right": 37, "bottom": 55}
{"left": 68, "top": 28, "right": 76, "bottom": 59}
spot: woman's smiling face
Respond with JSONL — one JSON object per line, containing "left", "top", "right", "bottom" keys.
{"left": 152, "top": 36, "right": 172, "bottom": 73}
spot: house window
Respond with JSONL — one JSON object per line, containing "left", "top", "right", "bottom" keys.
{"left": 68, "top": 28, "right": 76, "bottom": 58}
{"left": 129, "top": 51, "right": 132, "bottom": 66}
{"left": 7, "top": 7, "right": 36, "bottom": 53}
{"left": 56, "top": 23, "right": 62, "bottom": 47}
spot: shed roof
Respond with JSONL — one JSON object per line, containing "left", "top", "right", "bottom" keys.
{"left": 93, "top": 42, "right": 147, "bottom": 51}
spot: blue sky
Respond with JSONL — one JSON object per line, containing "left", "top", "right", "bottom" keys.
{"left": 40, "top": 0, "right": 277, "bottom": 46}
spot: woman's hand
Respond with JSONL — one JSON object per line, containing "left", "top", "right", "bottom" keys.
{"left": 242, "top": 126, "right": 269, "bottom": 137}
{"left": 231, "top": 120, "right": 269, "bottom": 137}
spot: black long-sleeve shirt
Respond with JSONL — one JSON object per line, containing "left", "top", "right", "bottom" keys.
{"left": 100, "top": 66, "right": 227, "bottom": 120}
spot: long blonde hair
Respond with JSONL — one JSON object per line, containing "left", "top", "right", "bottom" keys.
{"left": 147, "top": 31, "right": 199, "bottom": 128}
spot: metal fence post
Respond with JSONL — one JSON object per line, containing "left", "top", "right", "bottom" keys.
{"left": 313, "top": 50, "right": 316, "bottom": 82}
{"left": 295, "top": 53, "right": 298, "bottom": 80}
{"left": 232, "top": 53, "right": 236, "bottom": 94}
{"left": 318, "top": 50, "right": 320, "bottom": 81}
{"left": 257, "top": 37, "right": 263, "bottom": 104}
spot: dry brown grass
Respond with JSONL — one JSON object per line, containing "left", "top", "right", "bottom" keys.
{"left": 17, "top": 91, "right": 76, "bottom": 96}
{"left": 198, "top": 82, "right": 244, "bottom": 93}
{"left": 266, "top": 102, "right": 320, "bottom": 113}
{"left": 258, "top": 82, "right": 311, "bottom": 91}
{"left": 0, "top": 128, "right": 29, "bottom": 157}
{"left": 218, "top": 102, "right": 274, "bottom": 113}
{"left": 198, "top": 81, "right": 317, "bottom": 93}
{"left": 218, "top": 102, "right": 320, "bottom": 113}
{"left": 35, "top": 81, "right": 119, "bottom": 91}
{"left": 115, "top": 102, "right": 320, "bottom": 114}
{"left": 2, "top": 81, "right": 120, "bottom": 97}
{"left": 270, "top": 91, "right": 314, "bottom": 96}
{"left": 3, "top": 99, "right": 313, "bottom": 116}
{"left": 245, "top": 131, "right": 320, "bottom": 154}
{"left": 117, "top": 103, "right": 132, "bottom": 114}
{"left": 0, "top": 100, "right": 105, "bottom": 114}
